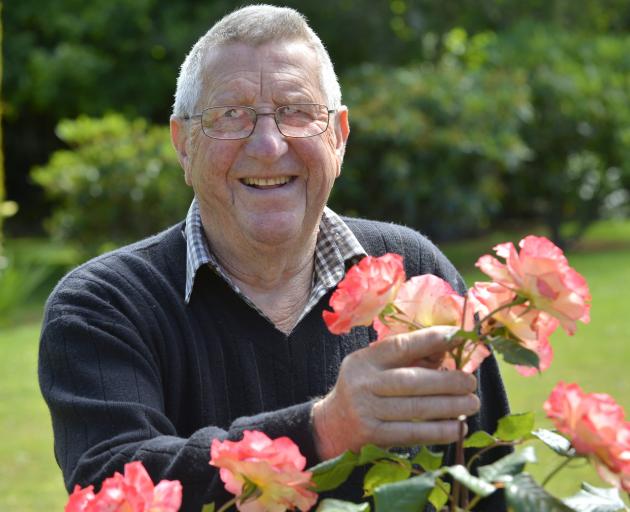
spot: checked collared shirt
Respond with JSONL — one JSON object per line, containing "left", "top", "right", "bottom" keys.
{"left": 183, "top": 198, "right": 366, "bottom": 324}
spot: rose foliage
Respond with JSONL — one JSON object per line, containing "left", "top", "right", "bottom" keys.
{"left": 66, "top": 237, "right": 629, "bottom": 512}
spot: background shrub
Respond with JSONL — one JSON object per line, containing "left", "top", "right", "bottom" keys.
{"left": 31, "top": 114, "right": 191, "bottom": 256}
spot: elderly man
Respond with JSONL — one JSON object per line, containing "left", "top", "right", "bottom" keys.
{"left": 39, "top": 5, "right": 510, "bottom": 511}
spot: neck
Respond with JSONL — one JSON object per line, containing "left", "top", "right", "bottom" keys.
{"left": 201, "top": 216, "right": 319, "bottom": 334}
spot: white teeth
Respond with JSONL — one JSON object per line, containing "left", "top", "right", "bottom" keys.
{"left": 242, "top": 176, "right": 291, "bottom": 187}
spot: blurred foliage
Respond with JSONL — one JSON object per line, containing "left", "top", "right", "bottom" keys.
{"left": 483, "top": 23, "right": 630, "bottom": 247}
{"left": 4, "top": 0, "right": 630, "bottom": 244}
{"left": 31, "top": 114, "right": 191, "bottom": 255}
{"left": 0, "top": 258, "right": 50, "bottom": 326}
{"left": 0, "top": 237, "right": 78, "bottom": 325}
{"left": 337, "top": 56, "right": 532, "bottom": 240}
{"left": 334, "top": 24, "right": 630, "bottom": 246}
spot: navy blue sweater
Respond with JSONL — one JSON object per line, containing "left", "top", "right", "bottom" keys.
{"left": 39, "top": 217, "right": 510, "bottom": 511}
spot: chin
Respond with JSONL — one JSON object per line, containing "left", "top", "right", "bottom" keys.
{"left": 246, "top": 212, "right": 309, "bottom": 246}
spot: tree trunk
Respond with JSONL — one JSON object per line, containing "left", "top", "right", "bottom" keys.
{"left": 0, "top": 0, "right": 5, "bottom": 266}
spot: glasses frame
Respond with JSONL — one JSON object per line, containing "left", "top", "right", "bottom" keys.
{"left": 182, "top": 104, "right": 337, "bottom": 140}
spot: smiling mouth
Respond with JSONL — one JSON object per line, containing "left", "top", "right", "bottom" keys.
{"left": 240, "top": 176, "right": 296, "bottom": 189}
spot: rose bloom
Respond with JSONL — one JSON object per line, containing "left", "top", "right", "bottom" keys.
{"left": 323, "top": 253, "right": 405, "bottom": 334}
{"left": 210, "top": 430, "right": 317, "bottom": 512}
{"left": 469, "top": 282, "right": 559, "bottom": 376}
{"left": 544, "top": 382, "right": 630, "bottom": 492}
{"left": 65, "top": 461, "right": 182, "bottom": 512}
{"left": 439, "top": 340, "right": 492, "bottom": 374}
{"left": 475, "top": 235, "right": 590, "bottom": 335}
{"left": 374, "top": 274, "right": 488, "bottom": 373}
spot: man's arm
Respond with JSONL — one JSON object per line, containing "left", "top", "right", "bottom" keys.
{"left": 39, "top": 286, "right": 320, "bottom": 511}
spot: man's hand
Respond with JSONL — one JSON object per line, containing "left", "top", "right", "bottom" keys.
{"left": 312, "top": 326, "right": 480, "bottom": 460}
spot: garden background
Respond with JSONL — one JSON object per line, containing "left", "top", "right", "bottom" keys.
{"left": 1, "top": 1, "right": 629, "bottom": 510}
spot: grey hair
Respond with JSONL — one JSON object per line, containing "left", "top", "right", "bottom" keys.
{"left": 172, "top": 4, "right": 342, "bottom": 117}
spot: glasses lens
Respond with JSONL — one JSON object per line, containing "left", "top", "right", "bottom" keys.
{"left": 277, "top": 104, "right": 329, "bottom": 137}
{"left": 201, "top": 107, "right": 255, "bottom": 139}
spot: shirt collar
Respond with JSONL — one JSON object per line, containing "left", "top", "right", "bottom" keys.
{"left": 183, "top": 197, "right": 366, "bottom": 308}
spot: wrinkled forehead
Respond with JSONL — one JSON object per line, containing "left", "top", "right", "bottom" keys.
{"left": 197, "top": 41, "right": 325, "bottom": 106}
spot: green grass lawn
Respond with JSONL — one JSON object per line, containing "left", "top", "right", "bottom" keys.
{"left": 0, "top": 321, "right": 67, "bottom": 511}
{"left": 1, "top": 220, "right": 629, "bottom": 510}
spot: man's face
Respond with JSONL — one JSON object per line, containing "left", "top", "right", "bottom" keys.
{"left": 172, "top": 40, "right": 349, "bottom": 248}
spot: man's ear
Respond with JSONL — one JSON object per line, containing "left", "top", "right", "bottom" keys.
{"left": 333, "top": 106, "right": 350, "bottom": 171}
{"left": 170, "top": 115, "right": 193, "bottom": 186}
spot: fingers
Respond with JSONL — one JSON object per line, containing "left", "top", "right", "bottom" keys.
{"left": 375, "top": 419, "right": 468, "bottom": 447}
{"left": 372, "top": 367, "right": 477, "bottom": 397}
{"left": 313, "top": 326, "right": 482, "bottom": 459}
{"left": 373, "top": 393, "right": 481, "bottom": 422}
{"left": 371, "top": 325, "right": 461, "bottom": 368}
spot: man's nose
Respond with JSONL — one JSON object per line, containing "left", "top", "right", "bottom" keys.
{"left": 244, "top": 113, "right": 288, "bottom": 161}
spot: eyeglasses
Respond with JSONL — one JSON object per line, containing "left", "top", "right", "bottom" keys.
{"left": 182, "top": 104, "right": 336, "bottom": 140}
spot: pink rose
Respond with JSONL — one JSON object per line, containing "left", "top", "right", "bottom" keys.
{"left": 544, "top": 382, "right": 630, "bottom": 492}
{"left": 440, "top": 341, "right": 492, "bottom": 374}
{"left": 374, "top": 274, "right": 474, "bottom": 339}
{"left": 475, "top": 236, "right": 590, "bottom": 334}
{"left": 375, "top": 274, "right": 487, "bottom": 373}
{"left": 323, "top": 253, "right": 406, "bottom": 334}
{"left": 65, "top": 461, "right": 182, "bottom": 512}
{"left": 65, "top": 485, "right": 96, "bottom": 512}
{"left": 469, "top": 282, "right": 559, "bottom": 375}
{"left": 210, "top": 431, "right": 317, "bottom": 512}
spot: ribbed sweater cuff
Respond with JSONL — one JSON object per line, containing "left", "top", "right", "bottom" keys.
{"left": 230, "top": 399, "right": 320, "bottom": 468}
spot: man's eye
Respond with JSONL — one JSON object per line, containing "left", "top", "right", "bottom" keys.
{"left": 223, "top": 108, "right": 241, "bottom": 118}
{"left": 284, "top": 106, "right": 300, "bottom": 115}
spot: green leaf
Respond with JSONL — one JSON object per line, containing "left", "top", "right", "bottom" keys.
{"left": 446, "top": 328, "right": 479, "bottom": 342}
{"left": 363, "top": 460, "right": 411, "bottom": 496}
{"left": 380, "top": 303, "right": 397, "bottom": 317}
{"left": 478, "top": 446, "right": 537, "bottom": 482}
{"left": 532, "top": 429, "right": 575, "bottom": 457}
{"left": 411, "top": 446, "right": 444, "bottom": 471}
{"left": 491, "top": 336, "right": 540, "bottom": 370}
{"left": 239, "top": 478, "right": 262, "bottom": 504}
{"left": 446, "top": 465, "right": 496, "bottom": 497}
{"left": 464, "top": 430, "right": 497, "bottom": 448}
{"left": 563, "top": 483, "right": 629, "bottom": 512}
{"left": 315, "top": 498, "right": 371, "bottom": 512}
{"left": 428, "top": 478, "right": 451, "bottom": 511}
{"left": 358, "top": 444, "right": 408, "bottom": 466}
{"left": 494, "top": 412, "right": 535, "bottom": 441}
{"left": 373, "top": 473, "right": 436, "bottom": 512}
{"left": 0, "top": 200, "right": 18, "bottom": 218}
{"left": 505, "top": 473, "right": 574, "bottom": 512}
{"left": 201, "top": 503, "right": 216, "bottom": 512}
{"left": 311, "top": 451, "right": 359, "bottom": 492}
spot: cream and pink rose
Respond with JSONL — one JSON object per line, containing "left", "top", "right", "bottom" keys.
{"left": 476, "top": 236, "right": 590, "bottom": 335}
{"left": 469, "top": 282, "right": 559, "bottom": 375}
{"left": 374, "top": 274, "right": 488, "bottom": 373}
{"left": 544, "top": 382, "right": 630, "bottom": 492}
{"left": 210, "top": 430, "right": 317, "bottom": 512}
{"left": 323, "top": 253, "right": 406, "bottom": 334}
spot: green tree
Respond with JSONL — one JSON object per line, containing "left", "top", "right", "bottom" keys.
{"left": 335, "top": 53, "right": 532, "bottom": 240}
{"left": 32, "top": 114, "right": 191, "bottom": 256}
{"left": 7, "top": 0, "right": 630, "bottom": 240}
{"left": 481, "top": 23, "right": 630, "bottom": 247}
